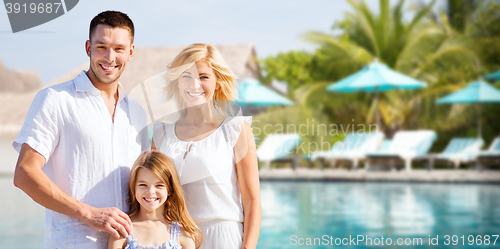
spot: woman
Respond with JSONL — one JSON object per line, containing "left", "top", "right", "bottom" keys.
{"left": 152, "top": 43, "right": 261, "bottom": 249}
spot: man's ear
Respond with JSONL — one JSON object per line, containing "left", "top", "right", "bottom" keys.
{"left": 128, "top": 44, "right": 135, "bottom": 61}
{"left": 85, "top": 40, "right": 91, "bottom": 57}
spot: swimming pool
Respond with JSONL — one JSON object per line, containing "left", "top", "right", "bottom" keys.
{"left": 1, "top": 177, "right": 499, "bottom": 248}
{"left": 258, "top": 181, "right": 499, "bottom": 248}
{"left": 0, "top": 177, "right": 44, "bottom": 249}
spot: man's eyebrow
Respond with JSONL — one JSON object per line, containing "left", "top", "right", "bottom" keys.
{"left": 93, "top": 39, "right": 105, "bottom": 44}
{"left": 92, "top": 40, "right": 128, "bottom": 47}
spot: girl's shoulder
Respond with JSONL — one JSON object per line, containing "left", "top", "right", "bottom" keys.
{"left": 108, "top": 233, "right": 127, "bottom": 249}
{"left": 126, "top": 221, "right": 179, "bottom": 249}
{"left": 177, "top": 225, "right": 196, "bottom": 249}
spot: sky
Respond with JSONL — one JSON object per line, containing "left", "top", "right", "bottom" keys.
{"left": 0, "top": 0, "right": 440, "bottom": 84}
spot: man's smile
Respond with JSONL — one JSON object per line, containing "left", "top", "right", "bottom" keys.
{"left": 100, "top": 64, "right": 118, "bottom": 72}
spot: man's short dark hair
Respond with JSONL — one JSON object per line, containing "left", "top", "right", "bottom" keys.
{"left": 89, "top": 11, "right": 134, "bottom": 43}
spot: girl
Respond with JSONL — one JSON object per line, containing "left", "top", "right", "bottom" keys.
{"left": 108, "top": 150, "right": 202, "bottom": 249}
{"left": 152, "top": 43, "right": 261, "bottom": 249}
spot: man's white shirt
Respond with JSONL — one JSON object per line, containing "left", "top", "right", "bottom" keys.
{"left": 13, "top": 71, "right": 148, "bottom": 249}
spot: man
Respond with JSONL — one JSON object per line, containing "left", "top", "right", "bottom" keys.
{"left": 13, "top": 11, "right": 148, "bottom": 248}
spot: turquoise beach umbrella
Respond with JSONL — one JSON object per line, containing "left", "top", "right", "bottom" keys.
{"left": 327, "top": 61, "right": 426, "bottom": 92}
{"left": 485, "top": 70, "right": 500, "bottom": 81}
{"left": 437, "top": 79, "right": 500, "bottom": 138}
{"left": 327, "top": 60, "right": 426, "bottom": 126}
{"left": 437, "top": 80, "right": 500, "bottom": 104}
{"left": 237, "top": 78, "right": 293, "bottom": 107}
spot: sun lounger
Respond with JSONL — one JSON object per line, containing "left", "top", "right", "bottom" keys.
{"left": 311, "top": 132, "right": 384, "bottom": 170}
{"left": 431, "top": 138, "right": 484, "bottom": 169}
{"left": 257, "top": 134, "right": 302, "bottom": 170}
{"left": 477, "top": 137, "right": 500, "bottom": 168}
{"left": 366, "top": 130, "right": 437, "bottom": 171}
{"left": 378, "top": 139, "right": 392, "bottom": 152}
{"left": 363, "top": 139, "right": 392, "bottom": 170}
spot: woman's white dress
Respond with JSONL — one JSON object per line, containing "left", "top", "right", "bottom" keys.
{"left": 153, "top": 116, "right": 252, "bottom": 249}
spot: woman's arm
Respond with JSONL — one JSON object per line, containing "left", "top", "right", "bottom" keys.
{"left": 107, "top": 233, "right": 127, "bottom": 249}
{"left": 235, "top": 122, "right": 261, "bottom": 249}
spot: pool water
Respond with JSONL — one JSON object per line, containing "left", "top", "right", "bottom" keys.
{"left": 0, "top": 176, "right": 44, "bottom": 249}
{"left": 1, "top": 178, "right": 499, "bottom": 248}
{"left": 258, "top": 181, "right": 500, "bottom": 248}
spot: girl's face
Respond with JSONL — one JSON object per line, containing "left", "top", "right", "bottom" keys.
{"left": 177, "top": 61, "right": 219, "bottom": 107}
{"left": 135, "top": 168, "right": 168, "bottom": 213}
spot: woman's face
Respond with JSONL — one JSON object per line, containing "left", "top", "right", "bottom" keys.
{"left": 177, "top": 61, "right": 219, "bottom": 107}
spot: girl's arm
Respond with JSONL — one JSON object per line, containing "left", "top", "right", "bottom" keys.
{"left": 179, "top": 228, "right": 196, "bottom": 249}
{"left": 235, "top": 122, "right": 261, "bottom": 249}
{"left": 108, "top": 233, "right": 127, "bottom": 249}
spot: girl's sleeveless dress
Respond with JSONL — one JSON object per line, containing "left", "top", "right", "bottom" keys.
{"left": 153, "top": 116, "right": 252, "bottom": 249}
{"left": 125, "top": 221, "right": 182, "bottom": 249}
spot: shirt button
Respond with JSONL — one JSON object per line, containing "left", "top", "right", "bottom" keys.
{"left": 116, "top": 177, "right": 119, "bottom": 181}
{"left": 118, "top": 204, "right": 121, "bottom": 207}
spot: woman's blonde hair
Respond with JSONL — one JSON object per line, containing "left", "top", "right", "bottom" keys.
{"left": 164, "top": 43, "right": 237, "bottom": 112}
{"left": 128, "top": 151, "right": 202, "bottom": 248}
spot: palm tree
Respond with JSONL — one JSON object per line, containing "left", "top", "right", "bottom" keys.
{"left": 301, "top": 0, "right": 481, "bottom": 136}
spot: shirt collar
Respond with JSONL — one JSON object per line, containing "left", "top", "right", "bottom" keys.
{"left": 117, "top": 83, "right": 127, "bottom": 102}
{"left": 75, "top": 70, "right": 127, "bottom": 102}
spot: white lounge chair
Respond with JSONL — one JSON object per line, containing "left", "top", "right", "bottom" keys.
{"left": 432, "top": 138, "right": 484, "bottom": 169}
{"left": 378, "top": 139, "right": 392, "bottom": 152}
{"left": 477, "top": 137, "right": 500, "bottom": 168}
{"left": 257, "top": 134, "right": 302, "bottom": 170}
{"left": 366, "top": 130, "right": 437, "bottom": 171}
{"left": 311, "top": 132, "right": 384, "bottom": 170}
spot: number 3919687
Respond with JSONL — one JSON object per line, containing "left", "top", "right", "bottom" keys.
{"left": 5, "top": 3, "right": 62, "bottom": 14}
{"left": 444, "top": 235, "right": 498, "bottom": 246}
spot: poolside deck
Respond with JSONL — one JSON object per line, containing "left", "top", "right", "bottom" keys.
{"left": 259, "top": 168, "right": 500, "bottom": 183}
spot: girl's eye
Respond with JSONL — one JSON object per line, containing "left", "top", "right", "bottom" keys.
{"left": 182, "top": 75, "right": 191, "bottom": 78}
{"left": 156, "top": 184, "right": 165, "bottom": 188}
{"left": 200, "top": 76, "right": 208, "bottom": 80}
{"left": 138, "top": 184, "right": 147, "bottom": 187}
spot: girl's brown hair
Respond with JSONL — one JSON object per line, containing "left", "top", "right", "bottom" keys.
{"left": 128, "top": 150, "right": 202, "bottom": 248}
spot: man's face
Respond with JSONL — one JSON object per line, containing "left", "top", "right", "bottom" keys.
{"left": 85, "top": 24, "right": 134, "bottom": 85}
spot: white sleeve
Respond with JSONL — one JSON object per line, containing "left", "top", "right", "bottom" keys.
{"left": 226, "top": 116, "right": 253, "bottom": 147}
{"left": 12, "top": 88, "right": 60, "bottom": 161}
{"left": 152, "top": 121, "right": 167, "bottom": 149}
